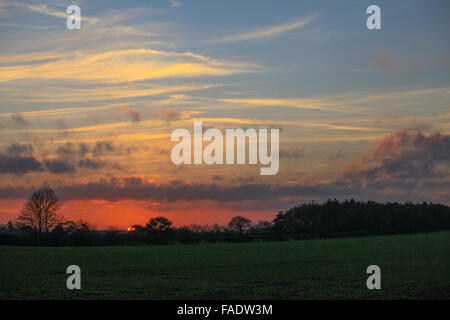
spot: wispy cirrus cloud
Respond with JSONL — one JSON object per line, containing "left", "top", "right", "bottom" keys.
{"left": 3, "top": 1, "right": 98, "bottom": 24}
{"left": 0, "top": 49, "right": 258, "bottom": 83}
{"left": 0, "top": 83, "right": 220, "bottom": 105}
{"left": 210, "top": 14, "right": 317, "bottom": 43}
{"left": 216, "top": 86, "right": 450, "bottom": 116}
{"left": 218, "top": 97, "right": 335, "bottom": 112}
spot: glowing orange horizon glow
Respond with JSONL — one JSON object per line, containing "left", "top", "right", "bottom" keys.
{"left": 0, "top": 199, "right": 277, "bottom": 230}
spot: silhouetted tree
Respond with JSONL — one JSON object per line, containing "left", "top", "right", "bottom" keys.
{"left": 272, "top": 199, "right": 450, "bottom": 237}
{"left": 146, "top": 216, "right": 173, "bottom": 233}
{"left": 61, "top": 220, "right": 95, "bottom": 234}
{"left": 7, "top": 221, "right": 15, "bottom": 232}
{"left": 252, "top": 220, "right": 273, "bottom": 233}
{"left": 228, "top": 216, "right": 251, "bottom": 233}
{"left": 16, "top": 185, "right": 63, "bottom": 241}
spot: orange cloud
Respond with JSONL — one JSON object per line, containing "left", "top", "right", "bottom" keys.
{"left": 0, "top": 49, "right": 256, "bottom": 83}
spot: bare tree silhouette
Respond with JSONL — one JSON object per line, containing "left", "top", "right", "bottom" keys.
{"left": 16, "top": 185, "right": 63, "bottom": 242}
{"left": 228, "top": 216, "right": 251, "bottom": 233}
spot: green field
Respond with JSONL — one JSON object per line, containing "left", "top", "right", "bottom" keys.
{"left": 1, "top": 231, "right": 449, "bottom": 299}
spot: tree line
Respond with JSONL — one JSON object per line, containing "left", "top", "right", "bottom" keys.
{"left": 1, "top": 186, "right": 449, "bottom": 246}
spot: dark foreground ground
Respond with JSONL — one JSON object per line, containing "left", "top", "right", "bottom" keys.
{"left": 0, "top": 231, "right": 449, "bottom": 299}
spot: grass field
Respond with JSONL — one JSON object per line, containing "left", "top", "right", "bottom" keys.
{"left": 1, "top": 231, "right": 449, "bottom": 299}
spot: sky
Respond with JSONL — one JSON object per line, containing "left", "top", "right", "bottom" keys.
{"left": 0, "top": 0, "right": 449, "bottom": 229}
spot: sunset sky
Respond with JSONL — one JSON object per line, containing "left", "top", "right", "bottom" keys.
{"left": 0, "top": 0, "right": 449, "bottom": 229}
